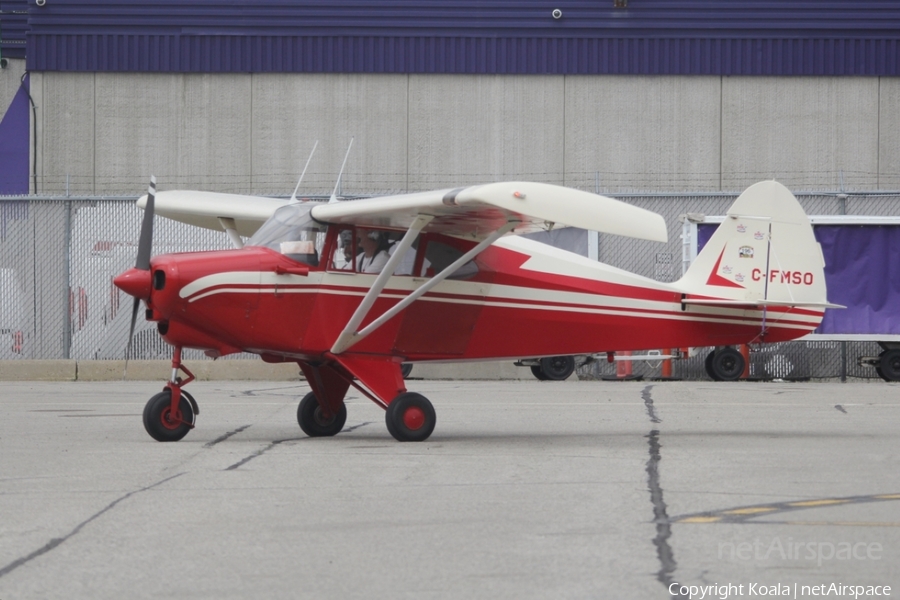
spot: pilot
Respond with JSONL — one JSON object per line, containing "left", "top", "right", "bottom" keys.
{"left": 357, "top": 229, "right": 390, "bottom": 273}
{"left": 332, "top": 229, "right": 354, "bottom": 270}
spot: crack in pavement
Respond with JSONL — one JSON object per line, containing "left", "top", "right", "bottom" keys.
{"left": 643, "top": 384, "right": 661, "bottom": 424}
{"left": 641, "top": 385, "right": 686, "bottom": 598}
{"left": 224, "top": 438, "right": 305, "bottom": 471}
{"left": 203, "top": 424, "right": 252, "bottom": 448}
{"left": 0, "top": 473, "right": 185, "bottom": 579}
{"left": 342, "top": 421, "right": 373, "bottom": 433}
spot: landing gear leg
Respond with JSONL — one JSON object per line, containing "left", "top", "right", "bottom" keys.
{"left": 143, "top": 347, "right": 198, "bottom": 442}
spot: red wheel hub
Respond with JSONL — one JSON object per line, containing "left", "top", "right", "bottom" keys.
{"left": 403, "top": 406, "right": 426, "bottom": 431}
{"left": 160, "top": 406, "right": 183, "bottom": 430}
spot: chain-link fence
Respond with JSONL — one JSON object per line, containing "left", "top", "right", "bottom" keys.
{"left": 2, "top": 189, "right": 898, "bottom": 380}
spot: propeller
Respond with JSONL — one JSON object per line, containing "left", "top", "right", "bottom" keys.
{"left": 113, "top": 176, "right": 157, "bottom": 366}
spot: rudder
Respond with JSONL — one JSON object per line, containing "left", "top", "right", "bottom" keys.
{"left": 677, "top": 181, "right": 829, "bottom": 307}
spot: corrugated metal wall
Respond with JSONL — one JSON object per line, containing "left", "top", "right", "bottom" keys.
{"left": 19, "top": 1, "right": 900, "bottom": 75}
{"left": 0, "top": 0, "right": 28, "bottom": 59}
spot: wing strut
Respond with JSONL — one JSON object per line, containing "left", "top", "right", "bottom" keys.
{"left": 330, "top": 219, "right": 518, "bottom": 355}
{"left": 217, "top": 217, "right": 244, "bottom": 249}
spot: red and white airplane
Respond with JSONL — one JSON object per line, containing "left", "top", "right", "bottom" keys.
{"left": 114, "top": 178, "right": 836, "bottom": 442}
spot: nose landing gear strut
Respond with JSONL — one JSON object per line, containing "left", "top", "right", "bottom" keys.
{"left": 143, "top": 347, "right": 199, "bottom": 442}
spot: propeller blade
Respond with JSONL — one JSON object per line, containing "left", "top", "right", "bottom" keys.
{"left": 122, "top": 296, "right": 141, "bottom": 379}
{"left": 126, "top": 296, "right": 140, "bottom": 361}
{"left": 135, "top": 176, "right": 156, "bottom": 270}
{"left": 124, "top": 175, "right": 156, "bottom": 378}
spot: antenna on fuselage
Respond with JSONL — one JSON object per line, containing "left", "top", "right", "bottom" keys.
{"left": 289, "top": 140, "right": 319, "bottom": 204}
{"left": 329, "top": 137, "right": 354, "bottom": 204}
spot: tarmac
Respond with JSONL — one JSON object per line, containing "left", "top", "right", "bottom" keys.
{"left": 0, "top": 378, "right": 898, "bottom": 599}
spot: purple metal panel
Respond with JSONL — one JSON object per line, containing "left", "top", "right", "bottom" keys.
{"left": 24, "top": 35, "right": 900, "bottom": 75}
{"left": 0, "top": 74, "right": 30, "bottom": 194}
{"left": 17, "top": 1, "right": 900, "bottom": 75}
{"left": 0, "top": 0, "right": 28, "bottom": 59}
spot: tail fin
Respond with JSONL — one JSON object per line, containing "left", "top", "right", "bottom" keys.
{"left": 677, "top": 181, "right": 834, "bottom": 308}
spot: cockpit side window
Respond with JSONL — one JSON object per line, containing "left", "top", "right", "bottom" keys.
{"left": 422, "top": 237, "right": 479, "bottom": 279}
{"left": 246, "top": 204, "right": 326, "bottom": 267}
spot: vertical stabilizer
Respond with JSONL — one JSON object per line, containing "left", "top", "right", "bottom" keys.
{"left": 677, "top": 181, "right": 829, "bottom": 307}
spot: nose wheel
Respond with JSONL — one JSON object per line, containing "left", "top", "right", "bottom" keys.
{"left": 143, "top": 388, "right": 197, "bottom": 442}
{"left": 385, "top": 392, "right": 436, "bottom": 442}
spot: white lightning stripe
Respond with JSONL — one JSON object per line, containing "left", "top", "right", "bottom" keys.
{"left": 180, "top": 271, "right": 822, "bottom": 323}
{"left": 183, "top": 281, "right": 819, "bottom": 331}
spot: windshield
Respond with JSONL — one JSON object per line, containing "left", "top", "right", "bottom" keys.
{"left": 247, "top": 204, "right": 327, "bottom": 266}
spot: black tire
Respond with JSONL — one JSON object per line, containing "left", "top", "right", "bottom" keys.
{"left": 385, "top": 392, "right": 436, "bottom": 442}
{"left": 530, "top": 365, "right": 548, "bottom": 380}
{"left": 297, "top": 392, "right": 347, "bottom": 437}
{"left": 143, "top": 389, "right": 195, "bottom": 442}
{"left": 875, "top": 366, "right": 891, "bottom": 382}
{"left": 704, "top": 350, "right": 721, "bottom": 381}
{"left": 539, "top": 356, "right": 576, "bottom": 381}
{"left": 879, "top": 349, "right": 900, "bottom": 381}
{"left": 400, "top": 363, "right": 413, "bottom": 379}
{"left": 710, "top": 347, "right": 745, "bottom": 382}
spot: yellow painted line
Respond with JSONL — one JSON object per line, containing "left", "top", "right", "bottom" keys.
{"left": 787, "top": 499, "right": 849, "bottom": 507}
{"left": 875, "top": 494, "right": 900, "bottom": 500}
{"left": 722, "top": 507, "right": 778, "bottom": 515}
{"left": 677, "top": 516, "right": 722, "bottom": 523}
{"left": 779, "top": 521, "right": 900, "bottom": 528}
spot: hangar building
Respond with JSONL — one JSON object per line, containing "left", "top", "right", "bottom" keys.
{"left": 1, "top": 0, "right": 899, "bottom": 196}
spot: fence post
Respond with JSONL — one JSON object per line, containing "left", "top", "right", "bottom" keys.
{"left": 62, "top": 198, "right": 72, "bottom": 359}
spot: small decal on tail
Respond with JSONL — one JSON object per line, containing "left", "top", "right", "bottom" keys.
{"left": 706, "top": 248, "right": 746, "bottom": 289}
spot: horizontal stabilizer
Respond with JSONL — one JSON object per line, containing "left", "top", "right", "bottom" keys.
{"left": 682, "top": 299, "right": 845, "bottom": 309}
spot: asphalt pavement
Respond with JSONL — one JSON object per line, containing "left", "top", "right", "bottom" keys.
{"left": 0, "top": 379, "right": 898, "bottom": 599}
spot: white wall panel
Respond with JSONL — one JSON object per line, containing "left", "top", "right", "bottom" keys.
{"left": 878, "top": 78, "right": 900, "bottom": 190}
{"left": 565, "top": 76, "right": 722, "bottom": 193}
{"left": 722, "top": 77, "right": 880, "bottom": 191}
{"left": 26, "top": 72, "right": 896, "bottom": 196}
{"left": 93, "top": 73, "right": 252, "bottom": 195}
{"left": 251, "top": 73, "right": 409, "bottom": 196}
{"left": 407, "top": 75, "right": 565, "bottom": 191}
{"left": 38, "top": 73, "right": 95, "bottom": 194}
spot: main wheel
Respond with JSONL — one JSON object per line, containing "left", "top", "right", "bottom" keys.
{"left": 704, "top": 350, "right": 721, "bottom": 381}
{"left": 385, "top": 392, "right": 436, "bottom": 442}
{"left": 539, "top": 356, "right": 576, "bottom": 381}
{"left": 143, "top": 389, "right": 195, "bottom": 442}
{"left": 530, "top": 365, "right": 548, "bottom": 380}
{"left": 879, "top": 349, "right": 900, "bottom": 381}
{"left": 297, "top": 392, "right": 347, "bottom": 437}
{"left": 400, "top": 363, "right": 413, "bottom": 379}
{"left": 710, "top": 347, "right": 745, "bottom": 382}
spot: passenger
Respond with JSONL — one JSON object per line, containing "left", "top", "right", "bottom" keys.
{"left": 357, "top": 229, "right": 390, "bottom": 273}
{"left": 389, "top": 238, "right": 431, "bottom": 276}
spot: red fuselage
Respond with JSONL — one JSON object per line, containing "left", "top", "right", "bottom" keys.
{"left": 138, "top": 228, "right": 823, "bottom": 363}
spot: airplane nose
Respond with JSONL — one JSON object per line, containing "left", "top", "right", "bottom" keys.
{"left": 114, "top": 267, "right": 152, "bottom": 300}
